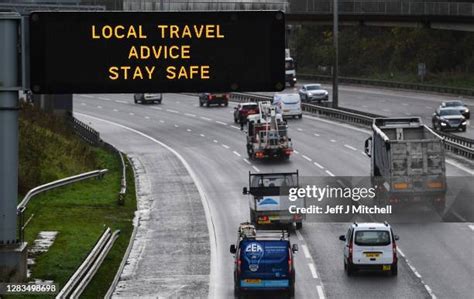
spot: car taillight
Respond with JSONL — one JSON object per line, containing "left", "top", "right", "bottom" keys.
{"left": 259, "top": 215, "right": 269, "bottom": 222}
{"left": 392, "top": 241, "right": 397, "bottom": 263}
{"left": 208, "top": 95, "right": 213, "bottom": 100}
{"left": 225, "top": 94, "right": 229, "bottom": 100}
{"left": 255, "top": 151, "right": 264, "bottom": 159}
{"left": 285, "top": 149, "right": 293, "bottom": 155}
{"left": 288, "top": 250, "right": 292, "bottom": 273}
{"left": 237, "top": 258, "right": 242, "bottom": 274}
{"left": 348, "top": 241, "right": 353, "bottom": 262}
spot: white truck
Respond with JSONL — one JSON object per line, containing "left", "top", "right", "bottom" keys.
{"left": 243, "top": 171, "right": 305, "bottom": 229}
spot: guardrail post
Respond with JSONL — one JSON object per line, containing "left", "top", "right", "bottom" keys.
{"left": 0, "top": 12, "right": 28, "bottom": 282}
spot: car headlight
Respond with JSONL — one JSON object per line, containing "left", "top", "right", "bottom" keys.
{"left": 465, "top": 108, "right": 469, "bottom": 113}
{"left": 440, "top": 122, "right": 447, "bottom": 126}
{"left": 462, "top": 121, "right": 467, "bottom": 125}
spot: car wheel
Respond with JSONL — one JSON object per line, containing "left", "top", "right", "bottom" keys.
{"left": 296, "top": 222, "right": 302, "bottom": 229}
{"left": 347, "top": 263, "right": 354, "bottom": 276}
{"left": 288, "top": 284, "right": 295, "bottom": 298}
{"left": 461, "top": 126, "right": 467, "bottom": 132}
{"left": 225, "top": 101, "right": 229, "bottom": 107}
{"left": 134, "top": 99, "right": 138, "bottom": 104}
{"left": 298, "top": 114, "right": 303, "bottom": 119}
{"left": 290, "top": 82, "right": 295, "bottom": 88}
{"left": 199, "top": 101, "right": 203, "bottom": 107}
{"left": 391, "top": 263, "right": 398, "bottom": 276}
{"left": 206, "top": 102, "right": 210, "bottom": 107}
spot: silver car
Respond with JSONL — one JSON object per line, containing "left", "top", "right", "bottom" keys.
{"left": 298, "top": 84, "right": 329, "bottom": 103}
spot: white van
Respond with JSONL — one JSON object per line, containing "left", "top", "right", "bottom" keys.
{"left": 273, "top": 93, "right": 302, "bottom": 119}
{"left": 339, "top": 222, "right": 399, "bottom": 276}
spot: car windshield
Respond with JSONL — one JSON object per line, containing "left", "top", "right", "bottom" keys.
{"left": 354, "top": 230, "right": 390, "bottom": 246}
{"left": 444, "top": 101, "right": 463, "bottom": 107}
{"left": 306, "top": 85, "right": 321, "bottom": 91}
{"left": 440, "top": 109, "right": 462, "bottom": 116}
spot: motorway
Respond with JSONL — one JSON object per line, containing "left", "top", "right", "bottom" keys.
{"left": 74, "top": 88, "right": 473, "bottom": 299}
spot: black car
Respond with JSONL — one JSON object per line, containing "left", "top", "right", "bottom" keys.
{"left": 432, "top": 107, "right": 467, "bottom": 132}
{"left": 441, "top": 100, "right": 470, "bottom": 119}
{"left": 199, "top": 93, "right": 229, "bottom": 107}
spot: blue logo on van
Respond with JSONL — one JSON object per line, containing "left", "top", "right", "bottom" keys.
{"left": 244, "top": 243, "right": 264, "bottom": 272}
{"left": 258, "top": 197, "right": 278, "bottom": 206}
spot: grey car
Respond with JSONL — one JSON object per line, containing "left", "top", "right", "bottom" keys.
{"left": 298, "top": 84, "right": 329, "bottom": 103}
{"left": 134, "top": 93, "right": 162, "bottom": 104}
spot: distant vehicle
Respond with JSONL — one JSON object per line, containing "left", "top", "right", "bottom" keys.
{"left": 432, "top": 107, "right": 467, "bottom": 132}
{"left": 339, "top": 222, "right": 399, "bottom": 276}
{"left": 134, "top": 93, "right": 162, "bottom": 104}
{"left": 440, "top": 100, "right": 470, "bottom": 119}
{"left": 234, "top": 102, "right": 259, "bottom": 123}
{"left": 230, "top": 223, "right": 298, "bottom": 298}
{"left": 298, "top": 84, "right": 329, "bottom": 103}
{"left": 273, "top": 93, "right": 302, "bottom": 119}
{"left": 243, "top": 170, "right": 305, "bottom": 229}
{"left": 246, "top": 101, "right": 293, "bottom": 160}
{"left": 199, "top": 93, "right": 229, "bottom": 107}
{"left": 365, "top": 118, "right": 446, "bottom": 207}
{"left": 285, "top": 56, "right": 297, "bottom": 87}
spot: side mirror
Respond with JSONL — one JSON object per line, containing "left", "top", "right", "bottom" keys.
{"left": 432, "top": 113, "right": 436, "bottom": 116}
{"left": 364, "top": 137, "right": 372, "bottom": 158}
{"left": 339, "top": 235, "right": 346, "bottom": 241}
{"left": 230, "top": 244, "right": 236, "bottom": 254}
{"left": 394, "top": 235, "right": 400, "bottom": 241}
{"left": 292, "top": 244, "right": 298, "bottom": 253}
{"left": 242, "top": 187, "right": 248, "bottom": 195}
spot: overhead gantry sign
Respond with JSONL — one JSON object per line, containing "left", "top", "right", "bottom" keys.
{"left": 29, "top": 11, "right": 285, "bottom": 94}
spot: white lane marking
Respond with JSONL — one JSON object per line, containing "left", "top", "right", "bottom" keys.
{"left": 445, "top": 159, "right": 474, "bottom": 175}
{"left": 200, "top": 134, "right": 205, "bottom": 137}
{"left": 215, "top": 120, "right": 227, "bottom": 125}
{"left": 201, "top": 116, "right": 212, "bottom": 121}
{"left": 129, "top": 112, "right": 134, "bottom": 116}
{"left": 97, "top": 105, "right": 103, "bottom": 109}
{"left": 231, "top": 125, "right": 240, "bottom": 130}
{"left": 213, "top": 139, "right": 218, "bottom": 143}
{"left": 397, "top": 248, "right": 406, "bottom": 258}
{"left": 176, "top": 101, "right": 181, "bottom": 104}
{"left": 325, "top": 170, "right": 335, "bottom": 177}
{"left": 243, "top": 159, "right": 251, "bottom": 165}
{"left": 81, "top": 94, "right": 94, "bottom": 98}
{"left": 113, "top": 109, "right": 118, "bottom": 112}
{"left": 424, "top": 285, "right": 437, "bottom": 299}
{"left": 293, "top": 150, "right": 299, "bottom": 154}
{"left": 80, "top": 103, "right": 86, "bottom": 106}
{"left": 74, "top": 113, "right": 218, "bottom": 298}
{"left": 187, "top": 129, "right": 192, "bottom": 132}
{"left": 222, "top": 144, "right": 230, "bottom": 149}
{"left": 314, "top": 133, "right": 320, "bottom": 137}
{"left": 159, "top": 120, "right": 165, "bottom": 123}
{"left": 167, "top": 109, "right": 179, "bottom": 114}
{"left": 297, "top": 128, "right": 303, "bottom": 131}
{"left": 252, "top": 166, "right": 260, "bottom": 172}
{"left": 451, "top": 211, "right": 467, "bottom": 222}
{"left": 402, "top": 103, "right": 409, "bottom": 106}
{"left": 330, "top": 139, "right": 336, "bottom": 143}
{"left": 308, "top": 263, "right": 318, "bottom": 279}
{"left": 145, "top": 116, "right": 150, "bottom": 119}
{"left": 316, "top": 285, "right": 325, "bottom": 299}
{"left": 360, "top": 151, "right": 366, "bottom": 156}
{"left": 314, "top": 162, "right": 324, "bottom": 169}
{"left": 301, "top": 244, "right": 311, "bottom": 259}
{"left": 233, "top": 151, "right": 241, "bottom": 157}
{"left": 174, "top": 124, "right": 179, "bottom": 128}
{"left": 382, "top": 108, "right": 391, "bottom": 112}
{"left": 405, "top": 112, "right": 412, "bottom": 115}
{"left": 468, "top": 225, "right": 474, "bottom": 231}
{"left": 302, "top": 155, "right": 312, "bottom": 162}
{"left": 185, "top": 113, "right": 196, "bottom": 117}
{"left": 115, "top": 100, "right": 127, "bottom": 104}
{"left": 425, "top": 106, "right": 434, "bottom": 109}
{"left": 152, "top": 106, "right": 163, "bottom": 110}
{"left": 344, "top": 144, "right": 357, "bottom": 151}
{"left": 295, "top": 230, "right": 303, "bottom": 241}
{"left": 98, "top": 97, "right": 111, "bottom": 101}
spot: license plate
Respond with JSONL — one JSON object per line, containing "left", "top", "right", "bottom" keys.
{"left": 365, "top": 253, "right": 380, "bottom": 258}
{"left": 244, "top": 279, "right": 261, "bottom": 284}
{"left": 383, "top": 265, "right": 391, "bottom": 271}
{"left": 283, "top": 109, "right": 290, "bottom": 112}
{"left": 258, "top": 219, "right": 271, "bottom": 224}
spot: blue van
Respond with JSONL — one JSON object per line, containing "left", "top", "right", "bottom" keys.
{"left": 230, "top": 224, "right": 298, "bottom": 298}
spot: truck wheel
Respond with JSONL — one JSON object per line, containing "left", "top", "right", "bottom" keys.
{"left": 296, "top": 222, "right": 302, "bottom": 230}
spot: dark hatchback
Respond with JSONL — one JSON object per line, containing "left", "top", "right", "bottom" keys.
{"left": 432, "top": 107, "right": 467, "bottom": 132}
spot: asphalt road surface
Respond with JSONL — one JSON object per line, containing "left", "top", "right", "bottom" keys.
{"left": 74, "top": 90, "right": 473, "bottom": 299}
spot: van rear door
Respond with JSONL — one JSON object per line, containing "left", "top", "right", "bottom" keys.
{"left": 239, "top": 240, "right": 289, "bottom": 288}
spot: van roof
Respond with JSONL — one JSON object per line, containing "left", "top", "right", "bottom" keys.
{"left": 353, "top": 222, "right": 391, "bottom": 230}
